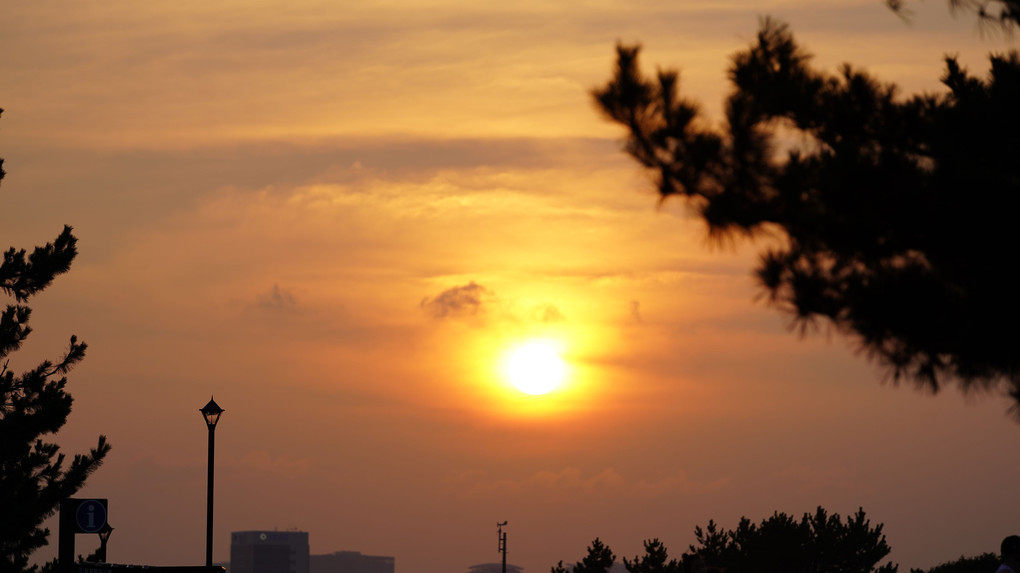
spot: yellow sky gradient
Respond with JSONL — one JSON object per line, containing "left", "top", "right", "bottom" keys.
{"left": 2, "top": 1, "right": 1018, "bottom": 572}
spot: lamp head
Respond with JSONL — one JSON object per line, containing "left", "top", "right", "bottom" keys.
{"left": 200, "top": 397, "right": 225, "bottom": 429}
{"left": 98, "top": 523, "right": 114, "bottom": 543}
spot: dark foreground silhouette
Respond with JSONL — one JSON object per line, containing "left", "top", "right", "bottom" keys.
{"left": 594, "top": 16, "right": 1020, "bottom": 418}
{"left": 554, "top": 507, "right": 896, "bottom": 573}
{"left": 554, "top": 509, "right": 1018, "bottom": 573}
{"left": 0, "top": 109, "right": 109, "bottom": 572}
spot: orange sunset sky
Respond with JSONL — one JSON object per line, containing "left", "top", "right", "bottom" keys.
{"left": 2, "top": 1, "right": 1018, "bottom": 572}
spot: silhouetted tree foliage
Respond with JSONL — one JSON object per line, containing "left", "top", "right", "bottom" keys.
{"left": 0, "top": 108, "right": 110, "bottom": 573}
{"left": 909, "top": 553, "right": 1000, "bottom": 573}
{"left": 594, "top": 18, "right": 1020, "bottom": 417}
{"left": 624, "top": 539, "right": 683, "bottom": 573}
{"left": 554, "top": 508, "right": 895, "bottom": 573}
{"left": 553, "top": 538, "right": 617, "bottom": 573}
{"left": 688, "top": 507, "right": 897, "bottom": 573}
{"left": 888, "top": 0, "right": 1019, "bottom": 31}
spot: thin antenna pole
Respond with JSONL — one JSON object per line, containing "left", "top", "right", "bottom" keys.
{"left": 497, "top": 521, "right": 508, "bottom": 573}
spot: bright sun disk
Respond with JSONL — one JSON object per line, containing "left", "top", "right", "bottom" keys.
{"left": 505, "top": 341, "right": 565, "bottom": 395}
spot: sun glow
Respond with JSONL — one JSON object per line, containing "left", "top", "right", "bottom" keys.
{"left": 504, "top": 340, "right": 566, "bottom": 395}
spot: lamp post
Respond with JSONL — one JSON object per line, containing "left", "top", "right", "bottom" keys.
{"left": 200, "top": 397, "right": 224, "bottom": 567}
{"left": 97, "top": 523, "right": 114, "bottom": 563}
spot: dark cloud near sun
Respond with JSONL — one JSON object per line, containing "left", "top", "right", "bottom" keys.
{"left": 421, "top": 284, "right": 569, "bottom": 324}
{"left": 257, "top": 284, "right": 298, "bottom": 311}
{"left": 420, "top": 282, "right": 491, "bottom": 319}
{"left": 630, "top": 300, "right": 642, "bottom": 323}
{"left": 537, "top": 304, "right": 565, "bottom": 323}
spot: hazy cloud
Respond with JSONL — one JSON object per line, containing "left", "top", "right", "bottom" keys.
{"left": 422, "top": 285, "right": 572, "bottom": 325}
{"left": 234, "top": 450, "right": 314, "bottom": 478}
{"left": 769, "top": 464, "right": 854, "bottom": 492}
{"left": 537, "top": 304, "right": 566, "bottom": 323}
{"left": 456, "top": 467, "right": 731, "bottom": 500}
{"left": 257, "top": 284, "right": 298, "bottom": 311}
{"left": 420, "top": 281, "right": 491, "bottom": 319}
{"left": 630, "top": 300, "right": 642, "bottom": 323}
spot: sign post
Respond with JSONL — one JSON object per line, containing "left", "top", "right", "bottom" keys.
{"left": 59, "top": 498, "right": 108, "bottom": 573}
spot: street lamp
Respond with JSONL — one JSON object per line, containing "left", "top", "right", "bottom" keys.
{"left": 200, "top": 397, "right": 224, "bottom": 567}
{"left": 97, "top": 523, "right": 114, "bottom": 563}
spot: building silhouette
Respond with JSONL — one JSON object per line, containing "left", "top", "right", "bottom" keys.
{"left": 231, "top": 531, "right": 310, "bottom": 573}
{"left": 311, "top": 551, "right": 395, "bottom": 573}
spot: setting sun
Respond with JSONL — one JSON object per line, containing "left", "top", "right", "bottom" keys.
{"left": 504, "top": 340, "right": 566, "bottom": 395}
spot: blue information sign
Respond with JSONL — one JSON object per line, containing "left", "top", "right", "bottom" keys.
{"left": 75, "top": 499, "right": 107, "bottom": 533}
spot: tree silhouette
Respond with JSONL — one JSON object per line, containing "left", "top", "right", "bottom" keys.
{"left": 887, "top": 0, "right": 1019, "bottom": 31}
{"left": 553, "top": 538, "right": 617, "bottom": 573}
{"left": 689, "top": 507, "right": 897, "bottom": 573}
{"left": 908, "top": 553, "right": 1000, "bottom": 573}
{"left": 594, "top": 17, "right": 1020, "bottom": 417}
{"left": 554, "top": 509, "right": 895, "bottom": 573}
{"left": 0, "top": 108, "right": 110, "bottom": 572}
{"left": 623, "top": 539, "right": 682, "bottom": 573}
